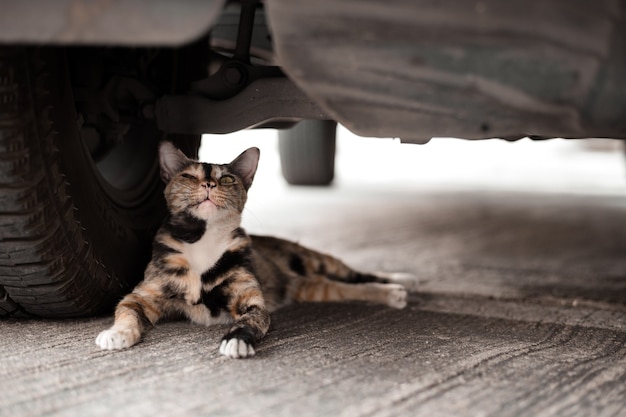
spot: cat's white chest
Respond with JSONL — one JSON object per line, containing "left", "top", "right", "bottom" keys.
{"left": 182, "top": 230, "right": 229, "bottom": 275}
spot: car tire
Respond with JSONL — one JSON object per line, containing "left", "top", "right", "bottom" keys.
{"left": 0, "top": 47, "right": 201, "bottom": 318}
{"left": 278, "top": 120, "right": 337, "bottom": 186}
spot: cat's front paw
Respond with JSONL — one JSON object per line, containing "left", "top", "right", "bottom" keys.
{"left": 219, "top": 337, "right": 255, "bottom": 359}
{"left": 219, "top": 327, "right": 259, "bottom": 359}
{"left": 95, "top": 327, "right": 140, "bottom": 350}
{"left": 386, "top": 284, "right": 408, "bottom": 309}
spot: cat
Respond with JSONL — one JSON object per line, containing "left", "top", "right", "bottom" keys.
{"left": 95, "top": 142, "right": 409, "bottom": 358}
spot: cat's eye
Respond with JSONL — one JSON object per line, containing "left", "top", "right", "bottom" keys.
{"left": 181, "top": 173, "right": 197, "bottom": 180}
{"left": 219, "top": 175, "right": 236, "bottom": 185}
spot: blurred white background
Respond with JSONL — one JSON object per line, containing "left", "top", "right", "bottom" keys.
{"left": 201, "top": 127, "right": 626, "bottom": 196}
{"left": 200, "top": 128, "right": 626, "bottom": 235}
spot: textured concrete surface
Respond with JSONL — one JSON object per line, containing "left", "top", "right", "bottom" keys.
{"left": 1, "top": 138, "right": 626, "bottom": 417}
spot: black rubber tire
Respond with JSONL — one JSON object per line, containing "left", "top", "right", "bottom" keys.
{"left": 278, "top": 120, "right": 337, "bottom": 186}
{"left": 0, "top": 48, "right": 200, "bottom": 318}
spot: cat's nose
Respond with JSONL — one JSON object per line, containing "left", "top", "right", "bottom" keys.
{"left": 201, "top": 182, "right": 216, "bottom": 189}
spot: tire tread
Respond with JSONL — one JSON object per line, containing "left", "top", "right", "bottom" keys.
{"left": 0, "top": 48, "right": 111, "bottom": 317}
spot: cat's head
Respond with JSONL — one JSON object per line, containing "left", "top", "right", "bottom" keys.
{"left": 158, "top": 142, "right": 260, "bottom": 221}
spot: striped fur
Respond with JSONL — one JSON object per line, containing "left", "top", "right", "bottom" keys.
{"left": 96, "top": 142, "right": 408, "bottom": 358}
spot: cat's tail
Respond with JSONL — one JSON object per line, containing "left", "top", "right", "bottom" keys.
{"left": 299, "top": 245, "right": 416, "bottom": 288}
{"left": 251, "top": 234, "right": 417, "bottom": 289}
{"left": 249, "top": 235, "right": 376, "bottom": 284}
{"left": 290, "top": 246, "right": 384, "bottom": 284}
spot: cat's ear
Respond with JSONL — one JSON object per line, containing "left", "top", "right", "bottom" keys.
{"left": 159, "top": 141, "right": 190, "bottom": 183}
{"left": 229, "top": 147, "right": 260, "bottom": 190}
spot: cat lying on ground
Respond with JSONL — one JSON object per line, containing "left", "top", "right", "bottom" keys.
{"left": 96, "top": 142, "right": 410, "bottom": 358}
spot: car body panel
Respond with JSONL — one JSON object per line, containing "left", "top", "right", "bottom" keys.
{"left": 267, "top": 0, "right": 626, "bottom": 140}
{"left": 0, "top": 0, "right": 224, "bottom": 46}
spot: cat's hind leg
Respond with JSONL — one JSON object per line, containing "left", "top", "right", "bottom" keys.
{"left": 296, "top": 250, "right": 414, "bottom": 307}
{"left": 96, "top": 282, "right": 165, "bottom": 350}
{"left": 292, "top": 276, "right": 408, "bottom": 309}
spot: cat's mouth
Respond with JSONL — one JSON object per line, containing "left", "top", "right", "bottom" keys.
{"left": 195, "top": 196, "right": 216, "bottom": 207}
{"left": 193, "top": 192, "right": 219, "bottom": 209}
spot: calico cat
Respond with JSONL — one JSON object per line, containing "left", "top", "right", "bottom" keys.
{"left": 96, "top": 142, "right": 409, "bottom": 358}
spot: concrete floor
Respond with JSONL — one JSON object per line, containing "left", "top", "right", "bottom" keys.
{"left": 1, "top": 138, "right": 626, "bottom": 417}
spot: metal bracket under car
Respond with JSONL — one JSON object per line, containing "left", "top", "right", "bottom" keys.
{"left": 51, "top": 0, "right": 328, "bottom": 138}
{"left": 145, "top": 0, "right": 330, "bottom": 135}
{"left": 147, "top": 77, "right": 330, "bottom": 135}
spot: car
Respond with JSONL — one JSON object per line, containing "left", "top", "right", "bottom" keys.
{"left": 0, "top": 0, "right": 623, "bottom": 317}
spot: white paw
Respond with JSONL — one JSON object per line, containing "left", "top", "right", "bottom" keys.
{"left": 219, "top": 338, "right": 255, "bottom": 359}
{"left": 95, "top": 327, "right": 140, "bottom": 350}
{"left": 386, "top": 284, "right": 408, "bottom": 309}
